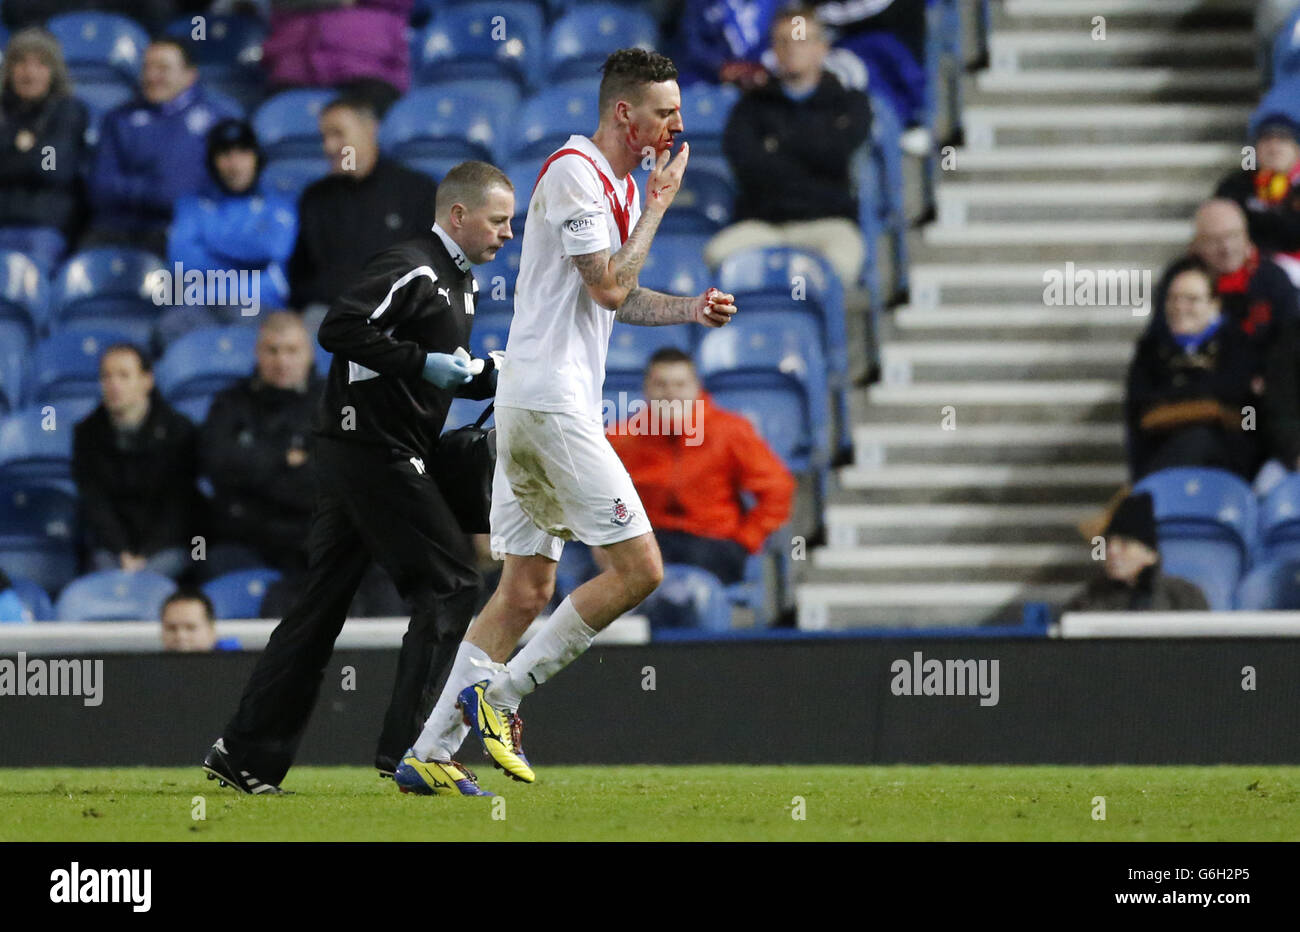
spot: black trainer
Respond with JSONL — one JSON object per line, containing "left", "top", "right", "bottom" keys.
{"left": 202, "top": 739, "right": 288, "bottom": 795}
{"left": 375, "top": 754, "right": 398, "bottom": 780}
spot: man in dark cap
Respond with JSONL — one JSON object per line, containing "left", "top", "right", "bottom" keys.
{"left": 1063, "top": 492, "right": 1208, "bottom": 612}
{"left": 167, "top": 117, "right": 298, "bottom": 319}
{"left": 1216, "top": 114, "right": 1300, "bottom": 284}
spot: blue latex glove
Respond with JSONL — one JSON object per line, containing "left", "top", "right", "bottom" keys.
{"left": 422, "top": 352, "right": 473, "bottom": 389}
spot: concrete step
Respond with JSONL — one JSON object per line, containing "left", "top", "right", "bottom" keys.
{"left": 811, "top": 543, "right": 1093, "bottom": 584}
{"left": 879, "top": 340, "right": 1132, "bottom": 383}
{"left": 975, "top": 68, "right": 1259, "bottom": 103}
{"left": 988, "top": 30, "right": 1254, "bottom": 72}
{"left": 859, "top": 379, "right": 1124, "bottom": 427}
{"left": 963, "top": 104, "right": 1248, "bottom": 150}
{"left": 891, "top": 304, "right": 1147, "bottom": 342}
{"left": 949, "top": 143, "right": 1238, "bottom": 172}
{"left": 839, "top": 462, "right": 1128, "bottom": 491}
{"left": 936, "top": 180, "right": 1213, "bottom": 225}
{"left": 909, "top": 264, "right": 1157, "bottom": 314}
{"left": 852, "top": 421, "right": 1126, "bottom": 466}
{"left": 923, "top": 219, "right": 1192, "bottom": 248}
{"left": 824, "top": 503, "right": 1094, "bottom": 547}
{"left": 796, "top": 581, "right": 1080, "bottom": 628}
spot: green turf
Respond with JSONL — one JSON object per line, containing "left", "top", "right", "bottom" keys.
{"left": 2, "top": 765, "right": 1298, "bottom": 841}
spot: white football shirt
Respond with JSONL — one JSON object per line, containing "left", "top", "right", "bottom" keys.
{"left": 494, "top": 134, "right": 641, "bottom": 414}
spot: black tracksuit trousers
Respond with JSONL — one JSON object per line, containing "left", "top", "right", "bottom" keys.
{"left": 220, "top": 436, "right": 480, "bottom": 784}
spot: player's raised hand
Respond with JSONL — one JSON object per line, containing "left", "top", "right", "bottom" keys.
{"left": 646, "top": 141, "right": 689, "bottom": 210}
{"left": 692, "top": 287, "right": 736, "bottom": 328}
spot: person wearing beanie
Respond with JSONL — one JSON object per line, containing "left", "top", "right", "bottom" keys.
{"left": 166, "top": 117, "right": 298, "bottom": 319}
{"left": 1216, "top": 113, "right": 1300, "bottom": 284}
{"left": 1063, "top": 492, "right": 1208, "bottom": 613}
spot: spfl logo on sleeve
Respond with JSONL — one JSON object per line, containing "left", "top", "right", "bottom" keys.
{"left": 611, "top": 498, "right": 633, "bottom": 527}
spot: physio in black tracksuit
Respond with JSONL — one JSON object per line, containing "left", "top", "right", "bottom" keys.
{"left": 215, "top": 162, "right": 516, "bottom": 786}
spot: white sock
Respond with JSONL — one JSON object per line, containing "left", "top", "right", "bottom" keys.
{"left": 486, "top": 597, "right": 596, "bottom": 712}
{"left": 412, "top": 641, "right": 500, "bottom": 761}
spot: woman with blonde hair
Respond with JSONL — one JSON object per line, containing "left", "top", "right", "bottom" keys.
{"left": 0, "top": 28, "right": 88, "bottom": 270}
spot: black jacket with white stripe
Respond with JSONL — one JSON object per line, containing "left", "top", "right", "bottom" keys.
{"left": 313, "top": 233, "right": 496, "bottom": 460}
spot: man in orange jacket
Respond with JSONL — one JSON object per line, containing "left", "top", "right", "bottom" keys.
{"left": 607, "top": 347, "right": 796, "bottom": 584}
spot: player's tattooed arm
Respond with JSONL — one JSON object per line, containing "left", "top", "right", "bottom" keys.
{"left": 614, "top": 287, "right": 697, "bottom": 325}
{"left": 608, "top": 208, "right": 665, "bottom": 292}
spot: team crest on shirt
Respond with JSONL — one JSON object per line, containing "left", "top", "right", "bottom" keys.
{"left": 611, "top": 498, "right": 634, "bottom": 527}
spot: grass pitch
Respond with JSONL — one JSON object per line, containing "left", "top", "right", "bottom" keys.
{"left": 2, "top": 765, "right": 1298, "bottom": 841}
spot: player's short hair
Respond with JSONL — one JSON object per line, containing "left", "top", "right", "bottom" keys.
{"left": 259, "top": 310, "right": 309, "bottom": 339}
{"left": 770, "top": 4, "right": 830, "bottom": 41}
{"left": 321, "top": 93, "right": 378, "bottom": 124}
{"left": 435, "top": 160, "right": 514, "bottom": 217}
{"left": 1162, "top": 254, "right": 1219, "bottom": 298}
{"left": 646, "top": 347, "right": 694, "bottom": 371}
{"left": 147, "top": 37, "right": 196, "bottom": 69}
{"left": 100, "top": 343, "right": 152, "bottom": 373}
{"left": 598, "top": 48, "right": 678, "bottom": 116}
{"left": 161, "top": 589, "right": 216, "bottom": 625}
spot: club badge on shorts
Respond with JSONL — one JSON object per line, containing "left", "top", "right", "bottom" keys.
{"left": 611, "top": 497, "right": 634, "bottom": 527}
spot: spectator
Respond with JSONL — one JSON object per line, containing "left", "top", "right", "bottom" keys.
{"left": 1216, "top": 114, "right": 1300, "bottom": 285}
{"left": 199, "top": 312, "right": 321, "bottom": 577}
{"left": 262, "top": 0, "right": 413, "bottom": 116}
{"left": 704, "top": 6, "right": 871, "bottom": 289}
{"left": 85, "top": 38, "right": 240, "bottom": 255}
{"left": 168, "top": 118, "right": 297, "bottom": 317}
{"left": 607, "top": 347, "right": 795, "bottom": 585}
{"left": 1063, "top": 492, "right": 1208, "bottom": 612}
{"left": 73, "top": 343, "right": 202, "bottom": 579}
{"left": 1125, "top": 257, "right": 1257, "bottom": 481}
{"left": 160, "top": 589, "right": 219, "bottom": 652}
{"left": 0, "top": 28, "right": 89, "bottom": 270}
{"left": 287, "top": 94, "right": 437, "bottom": 312}
{"left": 676, "top": 0, "right": 782, "bottom": 89}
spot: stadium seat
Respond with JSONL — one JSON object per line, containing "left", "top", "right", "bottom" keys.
{"left": 470, "top": 309, "right": 511, "bottom": 357}
{"left": 0, "top": 249, "right": 50, "bottom": 343}
{"left": 636, "top": 563, "right": 732, "bottom": 632}
{"left": 7, "top": 576, "right": 54, "bottom": 622}
{"left": 260, "top": 157, "right": 331, "bottom": 201}
{"left": 379, "top": 83, "right": 513, "bottom": 163}
{"left": 472, "top": 236, "right": 523, "bottom": 309}
{"left": 0, "top": 484, "right": 79, "bottom": 597}
{"left": 1272, "top": 7, "right": 1300, "bottom": 83}
{"left": 639, "top": 234, "right": 710, "bottom": 298}
{"left": 444, "top": 397, "right": 494, "bottom": 432}
{"left": 657, "top": 166, "right": 733, "bottom": 236}
{"left": 50, "top": 248, "right": 167, "bottom": 347}
{"left": 163, "top": 13, "right": 266, "bottom": 77}
{"left": 547, "top": 5, "right": 658, "bottom": 82}
{"left": 1160, "top": 540, "right": 1239, "bottom": 612}
{"left": 1249, "top": 77, "right": 1300, "bottom": 139}
{"left": 502, "top": 158, "right": 540, "bottom": 225}
{"left": 54, "top": 570, "right": 177, "bottom": 622}
{"left": 169, "top": 394, "right": 214, "bottom": 425}
{"left": 32, "top": 329, "right": 133, "bottom": 406}
{"left": 0, "top": 345, "right": 24, "bottom": 416}
{"left": 46, "top": 12, "right": 149, "bottom": 93}
{"left": 861, "top": 92, "right": 908, "bottom": 305}
{"left": 606, "top": 323, "right": 692, "bottom": 377}
{"left": 511, "top": 79, "right": 601, "bottom": 161}
{"left": 1235, "top": 559, "right": 1300, "bottom": 610}
{"left": 252, "top": 89, "right": 335, "bottom": 161}
{"left": 202, "top": 568, "right": 282, "bottom": 619}
{"left": 154, "top": 325, "right": 257, "bottom": 402}
{"left": 678, "top": 82, "right": 739, "bottom": 157}
{"left": 413, "top": 4, "right": 544, "bottom": 90}
{"left": 74, "top": 81, "right": 135, "bottom": 148}
{"left": 0, "top": 404, "right": 83, "bottom": 485}
{"left": 1259, "top": 473, "right": 1300, "bottom": 562}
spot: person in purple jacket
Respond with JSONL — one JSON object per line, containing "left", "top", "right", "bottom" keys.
{"left": 85, "top": 38, "right": 240, "bottom": 255}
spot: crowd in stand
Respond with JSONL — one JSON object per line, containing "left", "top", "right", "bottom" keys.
{"left": 0, "top": 1, "right": 936, "bottom": 632}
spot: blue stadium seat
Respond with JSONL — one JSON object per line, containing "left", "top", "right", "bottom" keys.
{"left": 155, "top": 325, "right": 257, "bottom": 402}
{"left": 1273, "top": 7, "right": 1300, "bottom": 83}
{"left": 31, "top": 329, "right": 133, "bottom": 406}
{"left": 678, "top": 82, "right": 739, "bottom": 157}
{"left": 46, "top": 12, "right": 149, "bottom": 92}
{"left": 414, "top": 4, "right": 544, "bottom": 89}
{"left": 443, "top": 397, "right": 494, "bottom": 433}
{"left": 163, "top": 14, "right": 266, "bottom": 74}
{"left": 0, "top": 404, "right": 82, "bottom": 484}
{"left": 697, "top": 315, "right": 830, "bottom": 470}
{"left": 656, "top": 165, "right": 733, "bottom": 235}
{"left": 252, "top": 89, "right": 335, "bottom": 161}
{"left": 1258, "top": 472, "right": 1300, "bottom": 563}
{"left": 0, "top": 484, "right": 79, "bottom": 597}
{"left": 1160, "top": 540, "right": 1238, "bottom": 612}
{"left": 202, "top": 567, "right": 282, "bottom": 619}
{"left": 170, "top": 394, "right": 214, "bottom": 425}
{"left": 7, "top": 576, "right": 54, "bottom": 621}
{"left": 0, "top": 345, "right": 24, "bottom": 416}
{"left": 379, "top": 83, "right": 513, "bottom": 163}
{"left": 502, "top": 158, "right": 540, "bottom": 224}
{"left": 50, "top": 248, "right": 167, "bottom": 346}
{"left": 511, "top": 79, "right": 601, "bottom": 161}
{"left": 472, "top": 236, "right": 523, "bottom": 307}
{"left": 260, "top": 157, "right": 331, "bottom": 202}
{"left": 639, "top": 233, "right": 710, "bottom": 298}
{"left": 0, "top": 249, "right": 49, "bottom": 342}
{"left": 1249, "top": 77, "right": 1300, "bottom": 139}
{"left": 54, "top": 570, "right": 177, "bottom": 622}
{"left": 606, "top": 323, "right": 691, "bottom": 376}
{"left": 1235, "top": 559, "right": 1300, "bottom": 610}
{"left": 637, "top": 563, "right": 732, "bottom": 632}
{"left": 547, "top": 5, "right": 658, "bottom": 82}
{"left": 859, "top": 92, "right": 908, "bottom": 305}
{"left": 73, "top": 81, "right": 135, "bottom": 148}
{"left": 402, "top": 155, "right": 468, "bottom": 185}
{"left": 470, "top": 309, "right": 511, "bottom": 357}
